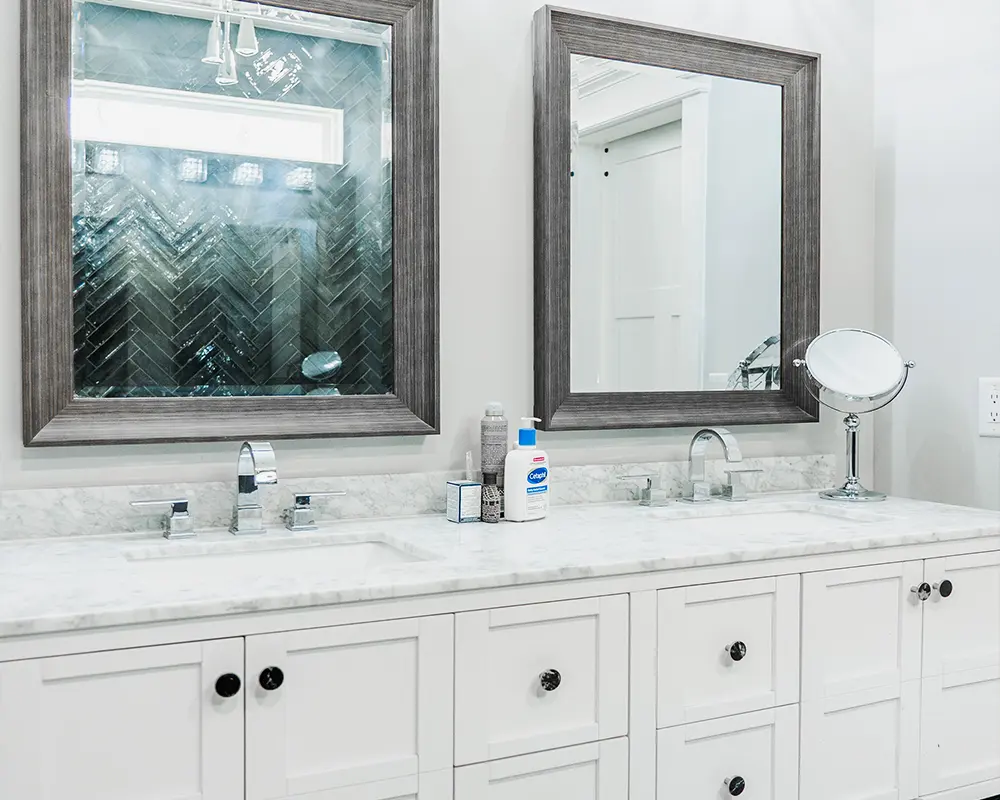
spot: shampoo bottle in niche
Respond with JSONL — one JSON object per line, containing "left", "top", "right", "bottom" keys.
{"left": 504, "top": 417, "right": 549, "bottom": 522}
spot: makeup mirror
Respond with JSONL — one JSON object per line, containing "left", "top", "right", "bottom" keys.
{"left": 795, "top": 329, "right": 914, "bottom": 502}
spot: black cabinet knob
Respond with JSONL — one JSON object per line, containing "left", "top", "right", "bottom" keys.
{"left": 539, "top": 669, "right": 562, "bottom": 692}
{"left": 726, "top": 776, "right": 746, "bottom": 796}
{"left": 259, "top": 667, "right": 285, "bottom": 691}
{"left": 729, "top": 641, "right": 747, "bottom": 662}
{"left": 215, "top": 673, "right": 242, "bottom": 698}
{"left": 911, "top": 582, "right": 931, "bottom": 601}
{"left": 935, "top": 579, "right": 953, "bottom": 598}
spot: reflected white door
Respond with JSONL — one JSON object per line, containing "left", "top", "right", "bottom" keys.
{"left": 602, "top": 121, "right": 700, "bottom": 391}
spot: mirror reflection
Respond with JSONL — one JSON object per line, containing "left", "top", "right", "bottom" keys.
{"left": 71, "top": 0, "right": 393, "bottom": 398}
{"left": 569, "top": 55, "right": 783, "bottom": 393}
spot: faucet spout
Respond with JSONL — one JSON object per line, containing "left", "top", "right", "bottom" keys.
{"left": 685, "top": 427, "right": 743, "bottom": 502}
{"left": 232, "top": 441, "right": 278, "bottom": 535}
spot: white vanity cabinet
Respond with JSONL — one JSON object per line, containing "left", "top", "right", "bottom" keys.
{"left": 0, "top": 639, "right": 245, "bottom": 800}
{"left": 801, "top": 553, "right": 1000, "bottom": 800}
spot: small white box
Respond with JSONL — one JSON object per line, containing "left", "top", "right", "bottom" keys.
{"left": 447, "top": 480, "right": 482, "bottom": 523}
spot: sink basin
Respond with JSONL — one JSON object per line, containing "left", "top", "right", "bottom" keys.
{"left": 125, "top": 536, "right": 427, "bottom": 571}
{"left": 653, "top": 502, "right": 890, "bottom": 534}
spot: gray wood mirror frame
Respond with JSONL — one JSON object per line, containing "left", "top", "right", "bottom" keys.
{"left": 21, "top": 0, "right": 438, "bottom": 446}
{"left": 533, "top": 6, "right": 820, "bottom": 431}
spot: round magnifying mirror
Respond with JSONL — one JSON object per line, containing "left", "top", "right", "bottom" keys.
{"left": 804, "top": 329, "right": 905, "bottom": 402}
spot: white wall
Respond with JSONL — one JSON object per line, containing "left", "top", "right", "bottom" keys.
{"left": 874, "top": 0, "right": 1000, "bottom": 509}
{"left": 0, "top": 0, "right": 875, "bottom": 491}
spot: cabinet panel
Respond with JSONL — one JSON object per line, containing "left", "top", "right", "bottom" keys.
{"left": 919, "top": 666, "right": 1000, "bottom": 797}
{"left": 800, "top": 681, "right": 919, "bottom": 800}
{"left": 0, "top": 639, "right": 243, "bottom": 800}
{"left": 801, "top": 562, "right": 923, "bottom": 700}
{"left": 455, "top": 596, "right": 628, "bottom": 764}
{"left": 454, "top": 738, "right": 628, "bottom": 800}
{"left": 923, "top": 553, "right": 1000, "bottom": 677}
{"left": 246, "top": 616, "right": 453, "bottom": 800}
{"left": 316, "top": 770, "right": 452, "bottom": 800}
{"left": 657, "top": 576, "right": 799, "bottom": 726}
{"left": 657, "top": 706, "right": 798, "bottom": 800}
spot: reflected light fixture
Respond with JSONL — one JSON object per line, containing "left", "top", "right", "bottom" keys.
{"left": 216, "top": 17, "right": 238, "bottom": 86}
{"left": 202, "top": 14, "right": 223, "bottom": 64}
{"left": 232, "top": 162, "right": 264, "bottom": 186}
{"left": 236, "top": 15, "right": 259, "bottom": 57}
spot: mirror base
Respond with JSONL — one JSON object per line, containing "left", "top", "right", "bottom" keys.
{"left": 819, "top": 485, "right": 887, "bottom": 503}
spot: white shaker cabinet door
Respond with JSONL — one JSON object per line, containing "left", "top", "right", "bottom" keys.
{"left": 0, "top": 639, "right": 244, "bottom": 800}
{"left": 657, "top": 706, "right": 799, "bottom": 800}
{"left": 919, "top": 666, "right": 1000, "bottom": 798}
{"left": 657, "top": 576, "right": 800, "bottom": 727}
{"left": 245, "top": 616, "right": 453, "bottom": 800}
{"left": 454, "top": 738, "right": 628, "bottom": 800}
{"left": 800, "top": 681, "right": 920, "bottom": 800}
{"left": 801, "top": 562, "right": 923, "bottom": 701}
{"left": 315, "top": 771, "right": 452, "bottom": 800}
{"left": 922, "top": 552, "right": 1000, "bottom": 677}
{"left": 454, "top": 596, "right": 629, "bottom": 764}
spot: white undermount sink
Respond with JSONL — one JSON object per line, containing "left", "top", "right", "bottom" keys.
{"left": 124, "top": 535, "right": 428, "bottom": 571}
{"left": 653, "top": 502, "right": 891, "bottom": 534}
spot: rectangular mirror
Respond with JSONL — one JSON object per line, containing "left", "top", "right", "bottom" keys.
{"left": 22, "top": 0, "right": 438, "bottom": 445}
{"left": 535, "top": 7, "right": 819, "bottom": 430}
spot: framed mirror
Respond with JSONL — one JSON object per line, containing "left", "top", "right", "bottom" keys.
{"left": 21, "top": 0, "right": 438, "bottom": 445}
{"left": 533, "top": 7, "right": 820, "bottom": 430}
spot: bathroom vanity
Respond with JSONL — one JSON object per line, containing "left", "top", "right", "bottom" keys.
{"left": 2, "top": 495, "right": 998, "bottom": 800}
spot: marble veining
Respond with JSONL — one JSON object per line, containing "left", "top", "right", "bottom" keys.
{"left": 0, "top": 492, "right": 997, "bottom": 639}
{"left": 0, "top": 454, "right": 835, "bottom": 540}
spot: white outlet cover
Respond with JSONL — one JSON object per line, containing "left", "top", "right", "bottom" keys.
{"left": 980, "top": 377, "right": 1000, "bottom": 437}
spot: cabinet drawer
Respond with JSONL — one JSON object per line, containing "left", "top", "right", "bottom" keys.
{"left": 657, "top": 576, "right": 799, "bottom": 726}
{"left": 455, "top": 596, "right": 629, "bottom": 765}
{"left": 245, "top": 616, "right": 453, "bottom": 800}
{"left": 455, "top": 738, "right": 628, "bottom": 799}
{"left": 801, "top": 682, "right": 919, "bottom": 800}
{"left": 657, "top": 706, "right": 798, "bottom": 800}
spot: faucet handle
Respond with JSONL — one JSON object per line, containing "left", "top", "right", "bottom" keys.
{"left": 617, "top": 474, "right": 660, "bottom": 506}
{"left": 130, "top": 498, "right": 195, "bottom": 540}
{"left": 721, "top": 469, "right": 763, "bottom": 503}
{"left": 284, "top": 490, "right": 347, "bottom": 531}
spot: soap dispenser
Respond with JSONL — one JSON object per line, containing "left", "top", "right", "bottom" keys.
{"left": 503, "top": 417, "right": 550, "bottom": 522}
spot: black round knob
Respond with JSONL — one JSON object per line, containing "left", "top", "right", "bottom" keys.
{"left": 938, "top": 579, "right": 953, "bottom": 598}
{"left": 912, "top": 582, "right": 931, "bottom": 601}
{"left": 540, "top": 669, "right": 562, "bottom": 692}
{"left": 259, "top": 667, "right": 285, "bottom": 691}
{"left": 727, "top": 776, "right": 746, "bottom": 796}
{"left": 215, "top": 673, "right": 241, "bottom": 698}
{"left": 729, "top": 641, "right": 747, "bottom": 662}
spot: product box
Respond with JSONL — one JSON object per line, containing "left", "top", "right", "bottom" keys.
{"left": 447, "top": 480, "right": 482, "bottom": 523}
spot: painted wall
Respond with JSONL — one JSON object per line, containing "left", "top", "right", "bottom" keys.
{"left": 874, "top": 0, "right": 1000, "bottom": 509}
{"left": 0, "top": 0, "right": 875, "bottom": 491}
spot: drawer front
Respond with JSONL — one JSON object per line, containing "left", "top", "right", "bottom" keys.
{"left": 802, "top": 562, "right": 923, "bottom": 700}
{"left": 245, "top": 617, "right": 453, "bottom": 800}
{"left": 657, "top": 576, "right": 800, "bottom": 726}
{"left": 454, "top": 738, "right": 628, "bottom": 800}
{"left": 919, "top": 665, "right": 1000, "bottom": 797}
{"left": 923, "top": 552, "right": 1000, "bottom": 677}
{"left": 801, "top": 682, "right": 919, "bottom": 800}
{"left": 657, "top": 706, "right": 798, "bottom": 800}
{"left": 454, "top": 596, "right": 629, "bottom": 765}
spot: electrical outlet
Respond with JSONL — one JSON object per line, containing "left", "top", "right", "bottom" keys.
{"left": 981, "top": 378, "right": 1000, "bottom": 437}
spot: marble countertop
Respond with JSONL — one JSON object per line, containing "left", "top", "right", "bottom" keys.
{"left": 1, "top": 492, "right": 998, "bottom": 638}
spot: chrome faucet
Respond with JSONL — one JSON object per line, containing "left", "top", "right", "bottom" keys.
{"left": 231, "top": 441, "right": 278, "bottom": 535}
{"left": 684, "top": 427, "right": 743, "bottom": 503}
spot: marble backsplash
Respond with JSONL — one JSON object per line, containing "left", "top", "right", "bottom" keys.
{"left": 0, "top": 454, "right": 837, "bottom": 540}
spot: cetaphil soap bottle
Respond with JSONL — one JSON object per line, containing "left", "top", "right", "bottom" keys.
{"left": 504, "top": 417, "right": 549, "bottom": 522}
